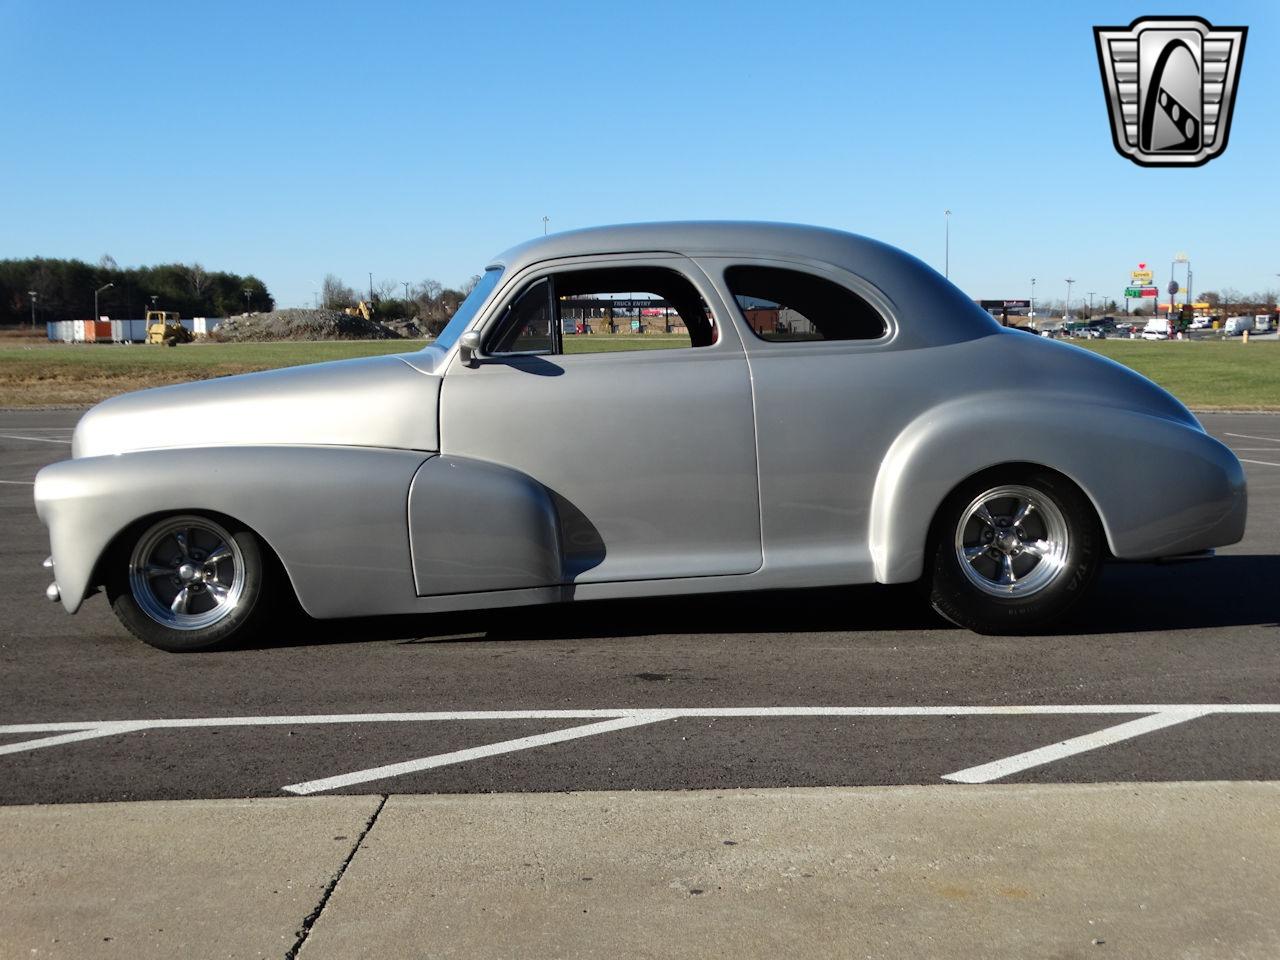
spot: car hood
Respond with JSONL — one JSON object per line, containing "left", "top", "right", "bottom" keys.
{"left": 72, "top": 353, "right": 441, "bottom": 458}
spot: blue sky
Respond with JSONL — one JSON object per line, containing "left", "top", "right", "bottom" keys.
{"left": 1, "top": 0, "right": 1275, "bottom": 310}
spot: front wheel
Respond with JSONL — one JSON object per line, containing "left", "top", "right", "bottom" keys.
{"left": 107, "top": 514, "right": 270, "bottom": 652}
{"left": 927, "top": 470, "right": 1102, "bottom": 634}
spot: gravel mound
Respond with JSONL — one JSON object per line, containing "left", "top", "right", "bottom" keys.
{"left": 214, "top": 308, "right": 403, "bottom": 342}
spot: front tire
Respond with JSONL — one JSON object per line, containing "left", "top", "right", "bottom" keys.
{"left": 107, "top": 514, "right": 270, "bottom": 652}
{"left": 927, "top": 469, "right": 1102, "bottom": 634}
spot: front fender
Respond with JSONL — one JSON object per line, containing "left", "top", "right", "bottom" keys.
{"left": 35, "top": 446, "right": 430, "bottom": 617}
{"left": 869, "top": 397, "right": 1246, "bottom": 583}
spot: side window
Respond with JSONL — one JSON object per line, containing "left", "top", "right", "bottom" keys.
{"left": 487, "top": 279, "right": 554, "bottom": 355}
{"left": 555, "top": 266, "right": 716, "bottom": 354}
{"left": 725, "top": 265, "right": 886, "bottom": 342}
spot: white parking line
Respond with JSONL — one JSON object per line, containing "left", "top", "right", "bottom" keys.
{"left": 0, "top": 434, "right": 71, "bottom": 444}
{"left": 941, "top": 710, "right": 1208, "bottom": 783}
{"left": 4, "top": 704, "right": 1279, "bottom": 793}
{"left": 1225, "top": 432, "right": 1280, "bottom": 444}
{"left": 1240, "top": 459, "right": 1280, "bottom": 468}
{"left": 0, "top": 479, "right": 35, "bottom": 485}
{"left": 282, "top": 715, "right": 666, "bottom": 795}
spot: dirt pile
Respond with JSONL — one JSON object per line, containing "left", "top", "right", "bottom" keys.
{"left": 214, "top": 309, "right": 403, "bottom": 342}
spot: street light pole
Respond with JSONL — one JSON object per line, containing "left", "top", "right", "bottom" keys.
{"left": 542, "top": 215, "right": 550, "bottom": 236}
{"left": 1064, "top": 278, "right": 1075, "bottom": 319}
{"left": 94, "top": 282, "right": 114, "bottom": 324}
{"left": 243, "top": 289, "right": 252, "bottom": 312}
{"left": 944, "top": 209, "right": 951, "bottom": 279}
{"left": 1030, "top": 278, "right": 1036, "bottom": 322}
{"left": 402, "top": 281, "right": 411, "bottom": 303}
{"left": 27, "top": 291, "right": 37, "bottom": 330}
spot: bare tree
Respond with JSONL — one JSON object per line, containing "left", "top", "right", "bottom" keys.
{"left": 322, "top": 273, "right": 356, "bottom": 309}
{"left": 186, "top": 262, "right": 211, "bottom": 301}
{"left": 98, "top": 253, "right": 119, "bottom": 271}
{"left": 462, "top": 274, "right": 482, "bottom": 295}
{"left": 374, "top": 277, "right": 399, "bottom": 301}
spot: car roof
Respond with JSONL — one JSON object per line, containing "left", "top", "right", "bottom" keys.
{"left": 489, "top": 221, "right": 1000, "bottom": 348}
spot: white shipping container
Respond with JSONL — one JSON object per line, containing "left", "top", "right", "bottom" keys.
{"left": 191, "top": 317, "right": 223, "bottom": 337}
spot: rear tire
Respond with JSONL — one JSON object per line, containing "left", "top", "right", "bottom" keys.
{"left": 927, "top": 468, "right": 1102, "bottom": 634}
{"left": 107, "top": 514, "right": 270, "bottom": 652}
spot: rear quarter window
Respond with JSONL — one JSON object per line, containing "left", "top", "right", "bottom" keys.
{"left": 725, "top": 265, "right": 886, "bottom": 342}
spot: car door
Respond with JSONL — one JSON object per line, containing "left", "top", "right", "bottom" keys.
{"left": 438, "top": 255, "right": 762, "bottom": 586}
{"left": 696, "top": 256, "right": 902, "bottom": 585}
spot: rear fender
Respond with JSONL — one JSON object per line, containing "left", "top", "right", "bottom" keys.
{"left": 869, "top": 397, "right": 1246, "bottom": 583}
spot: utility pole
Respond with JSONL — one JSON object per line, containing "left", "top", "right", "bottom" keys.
{"left": 1064, "top": 278, "right": 1075, "bottom": 319}
{"left": 402, "top": 281, "right": 411, "bottom": 303}
{"left": 944, "top": 209, "right": 951, "bottom": 279}
{"left": 243, "top": 289, "right": 252, "bottom": 312}
{"left": 27, "top": 290, "right": 37, "bottom": 330}
{"left": 542, "top": 215, "right": 550, "bottom": 236}
{"left": 1087, "top": 291, "right": 1096, "bottom": 317}
{"left": 368, "top": 272, "right": 374, "bottom": 303}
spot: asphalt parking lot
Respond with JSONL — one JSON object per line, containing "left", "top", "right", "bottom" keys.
{"left": 2, "top": 409, "right": 1278, "bottom": 805}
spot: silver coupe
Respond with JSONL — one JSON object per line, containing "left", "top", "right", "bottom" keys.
{"left": 35, "top": 222, "right": 1246, "bottom": 650}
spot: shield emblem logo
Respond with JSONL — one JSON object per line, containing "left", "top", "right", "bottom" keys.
{"left": 1094, "top": 16, "right": 1247, "bottom": 167}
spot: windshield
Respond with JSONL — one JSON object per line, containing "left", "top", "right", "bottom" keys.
{"left": 431, "top": 267, "right": 503, "bottom": 352}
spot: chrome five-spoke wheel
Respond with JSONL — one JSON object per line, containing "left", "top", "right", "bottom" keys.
{"left": 127, "top": 515, "right": 246, "bottom": 631}
{"left": 929, "top": 469, "right": 1102, "bottom": 634}
{"left": 954, "top": 485, "right": 1070, "bottom": 598}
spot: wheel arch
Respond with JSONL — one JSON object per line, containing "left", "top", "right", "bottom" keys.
{"left": 919, "top": 462, "right": 1108, "bottom": 565}
{"left": 91, "top": 508, "right": 302, "bottom": 610}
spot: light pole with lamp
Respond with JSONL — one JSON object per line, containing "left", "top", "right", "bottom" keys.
{"left": 1030, "top": 277, "right": 1036, "bottom": 323}
{"left": 243, "top": 289, "right": 252, "bottom": 312}
{"left": 542, "top": 215, "right": 550, "bottom": 236}
{"left": 94, "top": 283, "right": 114, "bottom": 324}
{"left": 1064, "top": 278, "right": 1075, "bottom": 320}
{"left": 403, "top": 281, "right": 411, "bottom": 303}
{"left": 27, "top": 291, "right": 37, "bottom": 330}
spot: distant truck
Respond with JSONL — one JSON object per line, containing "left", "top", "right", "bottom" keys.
{"left": 1223, "top": 316, "right": 1252, "bottom": 336}
{"left": 1256, "top": 314, "right": 1275, "bottom": 332}
{"left": 1140, "top": 317, "right": 1169, "bottom": 340}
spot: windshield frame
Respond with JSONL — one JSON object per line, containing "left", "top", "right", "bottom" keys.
{"left": 430, "top": 267, "right": 504, "bottom": 352}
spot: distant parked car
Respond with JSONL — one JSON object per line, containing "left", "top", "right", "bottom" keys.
{"left": 34, "top": 222, "right": 1247, "bottom": 650}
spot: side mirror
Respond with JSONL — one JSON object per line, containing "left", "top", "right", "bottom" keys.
{"left": 458, "top": 330, "right": 481, "bottom": 367}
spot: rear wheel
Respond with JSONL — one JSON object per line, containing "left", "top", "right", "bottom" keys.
{"left": 928, "top": 470, "right": 1102, "bottom": 634}
{"left": 108, "top": 514, "right": 270, "bottom": 652}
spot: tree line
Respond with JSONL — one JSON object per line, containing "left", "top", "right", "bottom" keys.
{"left": 0, "top": 255, "right": 273, "bottom": 326}
{"left": 321, "top": 272, "right": 482, "bottom": 335}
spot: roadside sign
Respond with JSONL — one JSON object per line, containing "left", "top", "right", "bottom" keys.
{"left": 1168, "top": 280, "right": 1180, "bottom": 295}
{"left": 1131, "top": 270, "right": 1153, "bottom": 283}
{"left": 1125, "top": 286, "right": 1159, "bottom": 298}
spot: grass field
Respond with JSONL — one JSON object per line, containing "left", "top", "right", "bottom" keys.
{"left": 1075, "top": 339, "right": 1280, "bottom": 410}
{"left": 0, "top": 333, "right": 1275, "bottom": 409}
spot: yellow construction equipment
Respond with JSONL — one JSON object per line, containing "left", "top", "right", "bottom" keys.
{"left": 343, "top": 300, "right": 376, "bottom": 321}
{"left": 146, "top": 310, "right": 193, "bottom": 346}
